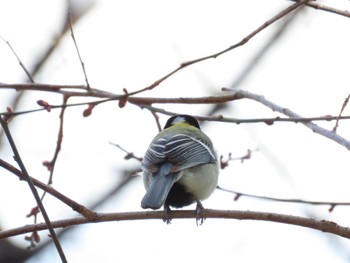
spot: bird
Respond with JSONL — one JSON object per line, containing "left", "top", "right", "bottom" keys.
{"left": 141, "top": 114, "right": 219, "bottom": 223}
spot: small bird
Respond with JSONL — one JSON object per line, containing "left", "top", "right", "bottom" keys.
{"left": 141, "top": 114, "right": 219, "bottom": 223}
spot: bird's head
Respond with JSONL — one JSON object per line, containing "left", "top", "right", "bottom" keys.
{"left": 164, "top": 115, "right": 200, "bottom": 130}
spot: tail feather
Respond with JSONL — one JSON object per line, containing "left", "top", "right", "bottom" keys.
{"left": 141, "top": 162, "right": 180, "bottom": 209}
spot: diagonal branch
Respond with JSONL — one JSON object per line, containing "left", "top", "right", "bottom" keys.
{"left": 128, "top": 0, "right": 309, "bottom": 95}
{"left": 0, "top": 117, "right": 67, "bottom": 262}
{"left": 223, "top": 87, "right": 350, "bottom": 150}
{"left": 0, "top": 36, "right": 34, "bottom": 83}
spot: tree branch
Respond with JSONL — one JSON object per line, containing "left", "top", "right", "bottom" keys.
{"left": 217, "top": 186, "right": 350, "bottom": 212}
{"left": 223, "top": 88, "right": 350, "bottom": 150}
{"left": 0, "top": 118, "right": 67, "bottom": 262}
{"left": 0, "top": 159, "right": 96, "bottom": 219}
{"left": 290, "top": 0, "right": 350, "bottom": 19}
{"left": 1, "top": 209, "right": 349, "bottom": 239}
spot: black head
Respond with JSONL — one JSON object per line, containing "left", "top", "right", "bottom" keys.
{"left": 164, "top": 115, "right": 201, "bottom": 130}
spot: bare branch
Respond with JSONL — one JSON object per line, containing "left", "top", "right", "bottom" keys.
{"left": 333, "top": 93, "right": 350, "bottom": 132}
{"left": 220, "top": 149, "right": 256, "bottom": 169}
{"left": 109, "top": 142, "right": 143, "bottom": 162}
{"left": 2, "top": 91, "right": 350, "bottom": 128}
{"left": 290, "top": 0, "right": 350, "bottom": 19}
{"left": 217, "top": 186, "right": 350, "bottom": 212}
{"left": 223, "top": 87, "right": 350, "bottom": 150}
{"left": 127, "top": 0, "right": 309, "bottom": 95}
{"left": 150, "top": 111, "right": 162, "bottom": 132}
{"left": 0, "top": 118, "right": 67, "bottom": 262}
{"left": 0, "top": 36, "right": 35, "bottom": 83}
{"left": 137, "top": 103, "right": 350, "bottom": 124}
{"left": 47, "top": 96, "right": 68, "bottom": 184}
{"left": 1, "top": 209, "right": 350, "bottom": 240}
{"left": 68, "top": 11, "right": 90, "bottom": 88}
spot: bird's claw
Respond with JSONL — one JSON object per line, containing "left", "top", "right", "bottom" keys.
{"left": 196, "top": 201, "right": 205, "bottom": 226}
{"left": 163, "top": 204, "right": 172, "bottom": 224}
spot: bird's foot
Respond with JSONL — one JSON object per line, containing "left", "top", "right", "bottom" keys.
{"left": 195, "top": 200, "right": 205, "bottom": 226}
{"left": 163, "top": 204, "right": 172, "bottom": 224}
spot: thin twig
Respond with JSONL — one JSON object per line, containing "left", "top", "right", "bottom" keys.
{"left": 109, "top": 142, "right": 143, "bottom": 162}
{"left": 1, "top": 209, "right": 350, "bottom": 240}
{"left": 136, "top": 103, "right": 350, "bottom": 124}
{"left": 0, "top": 117, "right": 67, "bottom": 263}
{"left": 290, "top": 0, "right": 350, "bottom": 19}
{"left": 217, "top": 186, "right": 350, "bottom": 212}
{"left": 151, "top": 111, "right": 162, "bottom": 132}
{"left": 333, "top": 93, "right": 350, "bottom": 132}
{"left": 0, "top": 36, "right": 34, "bottom": 83}
{"left": 220, "top": 149, "right": 256, "bottom": 169}
{"left": 68, "top": 11, "right": 90, "bottom": 89}
{"left": 48, "top": 95, "right": 69, "bottom": 184}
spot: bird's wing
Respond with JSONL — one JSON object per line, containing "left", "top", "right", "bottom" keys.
{"left": 141, "top": 137, "right": 167, "bottom": 173}
{"left": 165, "top": 134, "right": 217, "bottom": 172}
{"left": 142, "top": 133, "right": 216, "bottom": 173}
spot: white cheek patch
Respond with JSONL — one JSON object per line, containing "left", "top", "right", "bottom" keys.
{"left": 171, "top": 116, "right": 186, "bottom": 125}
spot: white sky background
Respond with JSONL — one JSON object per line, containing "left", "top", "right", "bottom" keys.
{"left": 1, "top": 0, "right": 350, "bottom": 262}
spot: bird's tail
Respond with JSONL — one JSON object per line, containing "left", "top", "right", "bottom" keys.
{"left": 141, "top": 162, "right": 180, "bottom": 209}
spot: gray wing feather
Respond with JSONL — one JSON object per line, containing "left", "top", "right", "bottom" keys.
{"left": 141, "top": 162, "right": 180, "bottom": 209}
{"left": 164, "top": 134, "right": 216, "bottom": 171}
{"left": 141, "top": 134, "right": 216, "bottom": 173}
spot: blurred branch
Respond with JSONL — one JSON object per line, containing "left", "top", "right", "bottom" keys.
{"left": 231, "top": 3, "right": 304, "bottom": 88}
{"left": 0, "top": 118, "right": 67, "bottom": 262}
{"left": 0, "top": 0, "right": 308, "bottom": 98}
{"left": 129, "top": 0, "right": 308, "bottom": 95}
{"left": 0, "top": 156, "right": 137, "bottom": 261}
{"left": 0, "top": 159, "right": 96, "bottom": 219}
{"left": 0, "top": 0, "right": 94, "bottom": 132}
{"left": 1, "top": 209, "right": 350, "bottom": 239}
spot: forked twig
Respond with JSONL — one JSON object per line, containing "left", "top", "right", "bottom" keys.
{"left": 333, "top": 93, "right": 350, "bottom": 132}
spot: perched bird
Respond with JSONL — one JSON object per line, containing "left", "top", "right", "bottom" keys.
{"left": 141, "top": 114, "right": 219, "bottom": 222}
